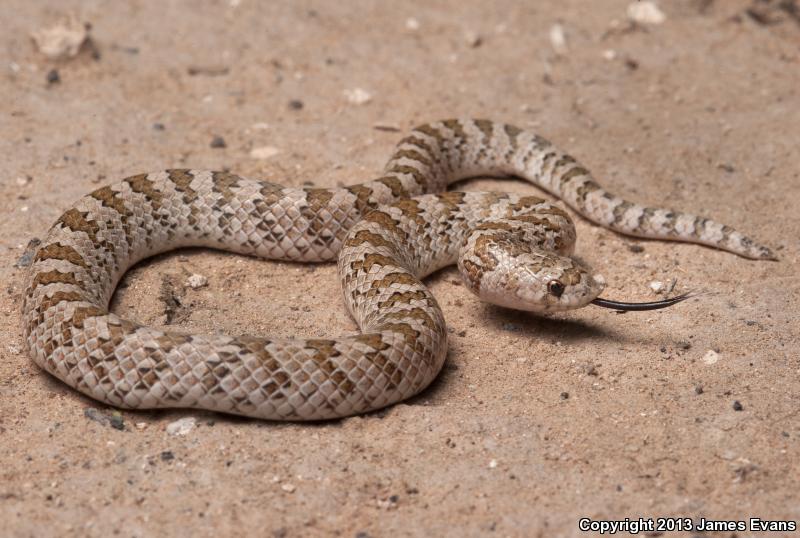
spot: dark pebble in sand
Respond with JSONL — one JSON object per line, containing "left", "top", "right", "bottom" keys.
{"left": 46, "top": 69, "right": 60, "bottom": 84}
{"left": 15, "top": 238, "right": 41, "bottom": 268}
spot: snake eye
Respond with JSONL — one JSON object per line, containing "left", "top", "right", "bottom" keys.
{"left": 548, "top": 280, "right": 565, "bottom": 297}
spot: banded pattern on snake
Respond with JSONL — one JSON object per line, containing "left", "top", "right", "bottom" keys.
{"left": 22, "top": 119, "right": 775, "bottom": 420}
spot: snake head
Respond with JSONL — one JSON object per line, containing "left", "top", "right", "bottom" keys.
{"left": 459, "top": 237, "right": 605, "bottom": 313}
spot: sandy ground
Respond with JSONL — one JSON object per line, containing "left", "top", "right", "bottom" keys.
{"left": 2, "top": 1, "right": 799, "bottom": 537}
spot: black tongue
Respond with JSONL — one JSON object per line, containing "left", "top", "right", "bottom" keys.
{"left": 591, "top": 292, "right": 693, "bottom": 312}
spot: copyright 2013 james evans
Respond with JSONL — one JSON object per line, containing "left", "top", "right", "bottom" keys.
{"left": 578, "top": 517, "right": 796, "bottom": 534}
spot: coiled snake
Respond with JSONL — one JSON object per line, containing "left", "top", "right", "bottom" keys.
{"left": 22, "top": 119, "right": 775, "bottom": 420}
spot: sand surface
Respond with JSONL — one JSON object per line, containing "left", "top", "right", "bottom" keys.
{"left": 2, "top": 1, "right": 799, "bottom": 537}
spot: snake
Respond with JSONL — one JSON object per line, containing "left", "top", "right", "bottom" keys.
{"left": 21, "top": 119, "right": 776, "bottom": 420}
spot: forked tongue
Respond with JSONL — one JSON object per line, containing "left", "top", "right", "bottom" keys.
{"left": 591, "top": 292, "right": 694, "bottom": 312}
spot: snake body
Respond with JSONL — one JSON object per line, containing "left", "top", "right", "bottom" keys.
{"left": 22, "top": 119, "right": 774, "bottom": 420}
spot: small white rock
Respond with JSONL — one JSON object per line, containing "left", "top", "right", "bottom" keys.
{"left": 30, "top": 16, "right": 88, "bottom": 60}
{"left": 249, "top": 146, "right": 280, "bottom": 160}
{"left": 649, "top": 281, "right": 665, "bottom": 293}
{"left": 405, "top": 17, "right": 420, "bottom": 30}
{"left": 627, "top": 1, "right": 666, "bottom": 25}
{"left": 166, "top": 417, "right": 197, "bottom": 436}
{"left": 343, "top": 88, "right": 373, "bottom": 105}
{"left": 16, "top": 176, "right": 30, "bottom": 186}
{"left": 281, "top": 483, "right": 296, "bottom": 493}
{"left": 702, "top": 350, "right": 720, "bottom": 365}
{"left": 488, "top": 459, "right": 498, "bottom": 469}
{"left": 549, "top": 23, "right": 568, "bottom": 55}
{"left": 603, "top": 49, "right": 617, "bottom": 61}
{"left": 186, "top": 273, "right": 208, "bottom": 289}
{"left": 135, "top": 422, "right": 148, "bottom": 430}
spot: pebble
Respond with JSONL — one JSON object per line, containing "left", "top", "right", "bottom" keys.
{"left": 15, "top": 238, "right": 41, "bottom": 268}
{"left": 376, "top": 495, "right": 399, "bottom": 510}
{"left": 627, "top": 1, "right": 666, "bottom": 25}
{"left": 250, "top": 146, "right": 281, "bottom": 160}
{"left": 488, "top": 459, "right": 498, "bottom": 469}
{"left": 188, "top": 66, "right": 230, "bottom": 77}
{"left": 152, "top": 122, "right": 165, "bottom": 131}
{"left": 694, "top": 386, "right": 704, "bottom": 395}
{"left": 186, "top": 273, "right": 208, "bottom": 289}
{"left": 405, "top": 17, "right": 420, "bottom": 30}
{"left": 288, "top": 99, "right": 304, "bottom": 110}
{"left": 702, "top": 349, "right": 720, "bottom": 365}
{"left": 464, "top": 30, "right": 482, "bottom": 47}
{"left": 603, "top": 49, "right": 617, "bottom": 61}
{"left": 46, "top": 69, "right": 60, "bottom": 85}
{"left": 560, "top": 392, "right": 570, "bottom": 400}
{"left": 281, "top": 483, "right": 296, "bottom": 493}
{"left": 665, "top": 278, "right": 677, "bottom": 294}
{"left": 549, "top": 23, "right": 567, "bottom": 55}
{"left": 31, "top": 16, "right": 89, "bottom": 59}
{"left": 649, "top": 281, "right": 665, "bottom": 293}
{"left": 343, "top": 88, "right": 373, "bottom": 105}
{"left": 210, "top": 135, "right": 227, "bottom": 148}
{"left": 717, "top": 162, "right": 735, "bottom": 173}
{"left": 84, "top": 408, "right": 124, "bottom": 430}
{"left": 109, "top": 412, "right": 125, "bottom": 430}
{"left": 160, "top": 450, "right": 175, "bottom": 462}
{"left": 372, "top": 123, "right": 401, "bottom": 132}
{"left": 733, "top": 400, "right": 744, "bottom": 411}
{"left": 16, "top": 176, "right": 31, "bottom": 186}
{"left": 84, "top": 407, "right": 105, "bottom": 424}
{"left": 166, "top": 417, "right": 197, "bottom": 436}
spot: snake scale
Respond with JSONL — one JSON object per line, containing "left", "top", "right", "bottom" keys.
{"left": 22, "top": 119, "right": 775, "bottom": 420}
